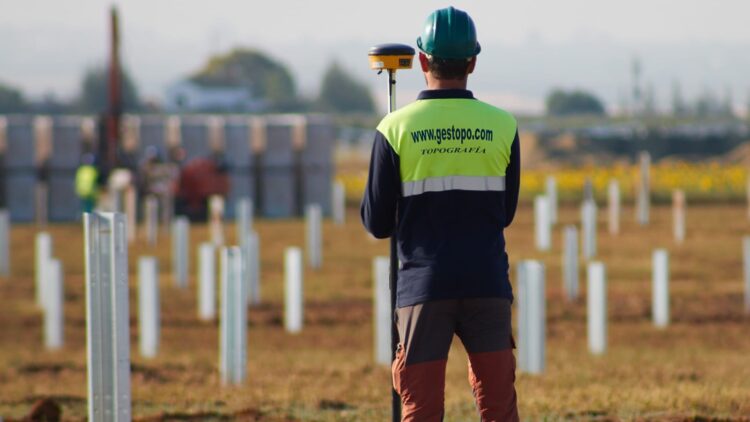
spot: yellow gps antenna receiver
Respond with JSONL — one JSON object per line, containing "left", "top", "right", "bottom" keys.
{"left": 368, "top": 43, "right": 415, "bottom": 113}
{"left": 367, "top": 42, "right": 414, "bottom": 422}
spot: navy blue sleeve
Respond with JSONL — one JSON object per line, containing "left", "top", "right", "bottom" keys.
{"left": 504, "top": 130, "right": 521, "bottom": 227}
{"left": 360, "top": 130, "right": 401, "bottom": 238}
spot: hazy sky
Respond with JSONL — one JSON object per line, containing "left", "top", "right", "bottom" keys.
{"left": 2, "top": 0, "right": 749, "bottom": 113}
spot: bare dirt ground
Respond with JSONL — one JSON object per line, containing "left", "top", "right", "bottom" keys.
{"left": 1, "top": 202, "right": 749, "bottom": 421}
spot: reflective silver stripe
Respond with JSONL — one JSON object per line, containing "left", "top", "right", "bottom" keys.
{"left": 402, "top": 176, "right": 506, "bottom": 197}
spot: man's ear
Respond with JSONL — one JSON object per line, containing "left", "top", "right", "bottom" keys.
{"left": 418, "top": 52, "right": 430, "bottom": 72}
{"left": 467, "top": 56, "right": 477, "bottom": 75}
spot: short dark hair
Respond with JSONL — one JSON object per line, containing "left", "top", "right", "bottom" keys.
{"left": 426, "top": 55, "right": 472, "bottom": 80}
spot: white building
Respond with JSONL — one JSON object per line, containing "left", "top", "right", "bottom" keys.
{"left": 164, "top": 80, "right": 265, "bottom": 112}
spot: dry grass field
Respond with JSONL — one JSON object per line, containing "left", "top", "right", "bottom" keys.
{"left": 1, "top": 202, "right": 749, "bottom": 421}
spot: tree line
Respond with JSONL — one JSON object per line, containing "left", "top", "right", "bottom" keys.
{"left": 1, "top": 47, "right": 747, "bottom": 118}
{"left": 0, "top": 48, "right": 376, "bottom": 115}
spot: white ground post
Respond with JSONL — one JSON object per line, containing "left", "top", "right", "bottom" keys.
{"left": 636, "top": 151, "right": 651, "bottom": 225}
{"left": 305, "top": 204, "right": 323, "bottom": 269}
{"left": 219, "top": 247, "right": 247, "bottom": 385}
{"left": 581, "top": 200, "right": 597, "bottom": 259}
{"left": 517, "top": 260, "right": 545, "bottom": 375}
{"left": 332, "top": 181, "right": 346, "bottom": 226}
{"left": 35, "top": 232, "right": 52, "bottom": 307}
{"left": 284, "top": 247, "right": 303, "bottom": 333}
{"left": 562, "top": 225, "right": 579, "bottom": 301}
{"left": 587, "top": 262, "right": 607, "bottom": 355}
{"left": 673, "top": 190, "right": 686, "bottom": 244}
{"left": 209, "top": 195, "right": 225, "bottom": 246}
{"left": 138, "top": 257, "right": 159, "bottom": 359}
{"left": 652, "top": 249, "right": 670, "bottom": 328}
{"left": 0, "top": 209, "right": 9, "bottom": 277}
{"left": 236, "top": 198, "right": 253, "bottom": 241}
{"left": 235, "top": 250, "right": 248, "bottom": 385}
{"left": 742, "top": 237, "right": 750, "bottom": 314}
{"left": 373, "top": 256, "right": 391, "bottom": 365}
{"left": 198, "top": 243, "right": 216, "bottom": 320}
{"left": 83, "top": 212, "right": 131, "bottom": 421}
{"left": 607, "top": 179, "right": 620, "bottom": 235}
{"left": 144, "top": 195, "right": 159, "bottom": 246}
{"left": 244, "top": 232, "right": 261, "bottom": 305}
{"left": 172, "top": 217, "right": 189, "bottom": 288}
{"left": 44, "top": 258, "right": 63, "bottom": 350}
{"left": 534, "top": 195, "right": 551, "bottom": 251}
{"left": 546, "top": 176, "right": 558, "bottom": 225}
{"left": 219, "top": 247, "right": 234, "bottom": 384}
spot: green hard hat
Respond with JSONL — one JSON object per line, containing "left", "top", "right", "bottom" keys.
{"left": 416, "top": 6, "right": 481, "bottom": 59}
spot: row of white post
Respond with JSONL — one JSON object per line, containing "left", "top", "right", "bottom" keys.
{"left": 517, "top": 249, "right": 671, "bottom": 375}
{"left": 528, "top": 165, "right": 670, "bottom": 374}
{"left": 30, "top": 191, "right": 339, "bottom": 417}
{"left": 0, "top": 184, "right": 342, "bottom": 281}
{"left": 143, "top": 181, "right": 344, "bottom": 248}
{"left": 537, "top": 149, "right": 681, "bottom": 241}
{"left": 80, "top": 210, "right": 257, "bottom": 417}
{"left": 537, "top": 182, "right": 686, "bottom": 253}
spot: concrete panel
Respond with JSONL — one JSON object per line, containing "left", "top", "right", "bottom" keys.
{"left": 301, "top": 166, "right": 333, "bottom": 216}
{"left": 226, "top": 170, "right": 255, "bottom": 220}
{"left": 51, "top": 116, "right": 83, "bottom": 169}
{"left": 181, "top": 116, "right": 211, "bottom": 162}
{"left": 224, "top": 117, "right": 254, "bottom": 168}
{"left": 5, "top": 116, "right": 35, "bottom": 170}
{"left": 262, "top": 118, "right": 295, "bottom": 167}
{"left": 5, "top": 172, "right": 35, "bottom": 222}
{"left": 301, "top": 116, "right": 335, "bottom": 166}
{"left": 48, "top": 171, "right": 78, "bottom": 221}
{"left": 260, "top": 169, "right": 295, "bottom": 218}
{"left": 259, "top": 117, "right": 296, "bottom": 218}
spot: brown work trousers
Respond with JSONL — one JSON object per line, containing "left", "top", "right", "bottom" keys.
{"left": 392, "top": 298, "right": 519, "bottom": 422}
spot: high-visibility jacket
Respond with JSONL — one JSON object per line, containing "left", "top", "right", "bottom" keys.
{"left": 361, "top": 89, "right": 520, "bottom": 307}
{"left": 75, "top": 165, "right": 99, "bottom": 198}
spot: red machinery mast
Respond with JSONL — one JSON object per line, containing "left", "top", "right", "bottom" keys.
{"left": 107, "top": 6, "right": 121, "bottom": 168}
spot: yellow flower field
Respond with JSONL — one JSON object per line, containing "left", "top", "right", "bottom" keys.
{"left": 339, "top": 163, "right": 749, "bottom": 203}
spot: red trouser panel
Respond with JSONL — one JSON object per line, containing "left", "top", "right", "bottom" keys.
{"left": 468, "top": 350, "right": 519, "bottom": 422}
{"left": 393, "top": 299, "right": 518, "bottom": 422}
{"left": 392, "top": 348, "right": 447, "bottom": 422}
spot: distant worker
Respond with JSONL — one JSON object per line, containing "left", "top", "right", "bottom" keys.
{"left": 174, "top": 151, "right": 230, "bottom": 221}
{"left": 75, "top": 154, "right": 99, "bottom": 213}
{"left": 361, "top": 7, "right": 521, "bottom": 422}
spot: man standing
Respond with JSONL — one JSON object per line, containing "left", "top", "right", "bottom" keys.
{"left": 361, "top": 7, "right": 520, "bottom": 421}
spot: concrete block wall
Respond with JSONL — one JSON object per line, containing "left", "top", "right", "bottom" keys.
{"left": 0, "top": 114, "right": 335, "bottom": 222}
